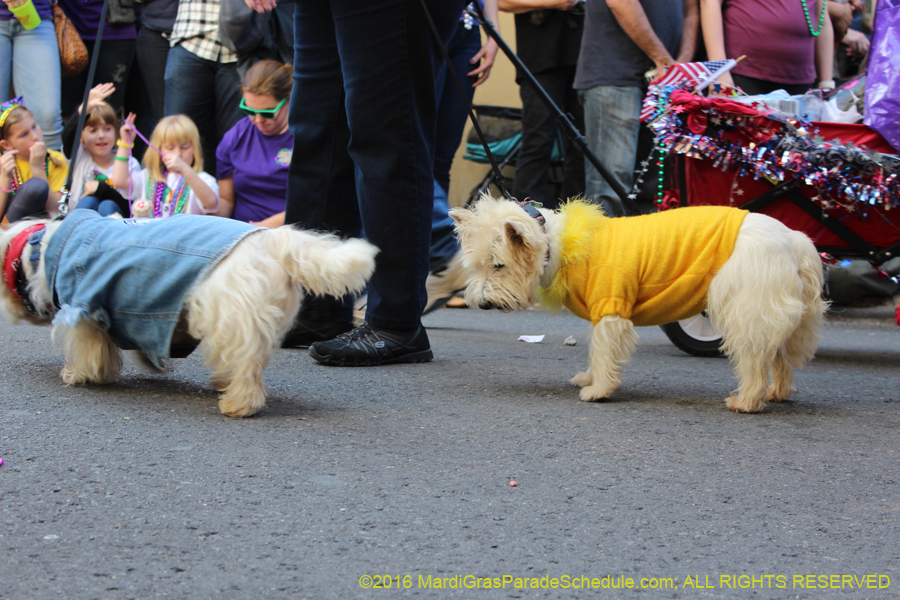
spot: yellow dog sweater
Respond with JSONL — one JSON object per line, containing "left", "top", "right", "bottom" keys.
{"left": 539, "top": 202, "right": 748, "bottom": 327}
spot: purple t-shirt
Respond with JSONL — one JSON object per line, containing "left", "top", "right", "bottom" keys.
{"left": 0, "top": 0, "right": 52, "bottom": 21}
{"left": 723, "top": 0, "right": 816, "bottom": 85}
{"left": 57, "top": 0, "right": 137, "bottom": 41}
{"left": 216, "top": 117, "right": 293, "bottom": 224}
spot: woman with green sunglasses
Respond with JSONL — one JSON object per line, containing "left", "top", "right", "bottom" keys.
{"left": 215, "top": 60, "right": 293, "bottom": 227}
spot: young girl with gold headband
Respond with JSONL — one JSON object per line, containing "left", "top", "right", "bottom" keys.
{"left": 113, "top": 113, "right": 219, "bottom": 218}
{"left": 0, "top": 98, "right": 68, "bottom": 222}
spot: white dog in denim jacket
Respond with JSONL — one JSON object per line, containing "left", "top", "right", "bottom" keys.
{"left": 0, "top": 211, "right": 377, "bottom": 417}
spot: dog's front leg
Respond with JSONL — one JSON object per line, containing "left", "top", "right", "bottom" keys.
{"left": 576, "top": 316, "right": 637, "bottom": 402}
{"left": 56, "top": 321, "right": 123, "bottom": 385}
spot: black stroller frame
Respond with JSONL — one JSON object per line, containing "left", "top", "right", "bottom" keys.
{"left": 464, "top": 3, "right": 641, "bottom": 217}
{"left": 462, "top": 105, "right": 575, "bottom": 206}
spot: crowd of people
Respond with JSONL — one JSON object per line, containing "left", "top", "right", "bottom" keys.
{"left": 0, "top": 0, "right": 873, "bottom": 366}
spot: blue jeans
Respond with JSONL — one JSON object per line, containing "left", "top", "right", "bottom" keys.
{"left": 286, "top": 0, "right": 463, "bottom": 330}
{"left": 434, "top": 20, "right": 481, "bottom": 192}
{"left": 3, "top": 178, "right": 48, "bottom": 222}
{"left": 429, "top": 19, "right": 479, "bottom": 273}
{"left": 430, "top": 180, "right": 459, "bottom": 272}
{"left": 164, "top": 45, "right": 242, "bottom": 176}
{"left": 580, "top": 85, "right": 643, "bottom": 217}
{"left": 75, "top": 195, "right": 122, "bottom": 217}
{"left": 0, "top": 18, "right": 63, "bottom": 150}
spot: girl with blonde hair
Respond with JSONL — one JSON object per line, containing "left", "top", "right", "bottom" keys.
{"left": 113, "top": 113, "right": 219, "bottom": 218}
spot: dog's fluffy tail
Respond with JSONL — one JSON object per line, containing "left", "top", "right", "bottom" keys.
{"left": 263, "top": 227, "right": 378, "bottom": 299}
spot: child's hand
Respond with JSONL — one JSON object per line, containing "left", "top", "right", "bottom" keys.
{"left": 162, "top": 153, "right": 190, "bottom": 176}
{"left": 82, "top": 180, "right": 100, "bottom": 197}
{"left": 119, "top": 112, "right": 136, "bottom": 146}
{"left": 0, "top": 150, "right": 17, "bottom": 178}
{"left": 29, "top": 140, "right": 47, "bottom": 168}
{"left": 85, "top": 83, "right": 115, "bottom": 112}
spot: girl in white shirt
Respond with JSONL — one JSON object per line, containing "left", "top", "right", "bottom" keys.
{"left": 113, "top": 113, "right": 218, "bottom": 218}
{"left": 67, "top": 99, "right": 141, "bottom": 216}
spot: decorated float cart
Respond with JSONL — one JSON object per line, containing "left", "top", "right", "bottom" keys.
{"left": 640, "top": 73, "right": 900, "bottom": 356}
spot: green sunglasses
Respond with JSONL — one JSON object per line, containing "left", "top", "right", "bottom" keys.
{"left": 239, "top": 97, "right": 286, "bottom": 119}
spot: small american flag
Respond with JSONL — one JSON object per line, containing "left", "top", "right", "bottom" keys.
{"left": 641, "top": 60, "right": 734, "bottom": 122}
{"left": 652, "top": 60, "right": 732, "bottom": 88}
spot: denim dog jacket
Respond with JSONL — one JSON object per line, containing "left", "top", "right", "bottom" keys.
{"left": 43, "top": 210, "right": 262, "bottom": 370}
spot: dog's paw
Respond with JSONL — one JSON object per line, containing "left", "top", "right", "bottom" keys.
{"left": 219, "top": 399, "right": 259, "bottom": 418}
{"left": 726, "top": 396, "right": 766, "bottom": 413}
{"left": 60, "top": 365, "right": 83, "bottom": 386}
{"left": 218, "top": 388, "right": 266, "bottom": 418}
{"left": 765, "top": 383, "right": 795, "bottom": 402}
{"left": 579, "top": 384, "right": 615, "bottom": 402}
{"left": 571, "top": 371, "right": 592, "bottom": 388}
{"left": 60, "top": 365, "right": 118, "bottom": 385}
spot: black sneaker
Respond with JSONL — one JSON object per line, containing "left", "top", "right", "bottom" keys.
{"left": 308, "top": 323, "right": 433, "bottom": 366}
{"left": 281, "top": 319, "right": 354, "bottom": 349}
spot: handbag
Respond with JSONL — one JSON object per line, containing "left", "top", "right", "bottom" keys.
{"left": 52, "top": 2, "right": 89, "bottom": 78}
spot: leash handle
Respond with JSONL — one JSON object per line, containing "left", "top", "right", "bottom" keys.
{"left": 419, "top": 0, "right": 513, "bottom": 202}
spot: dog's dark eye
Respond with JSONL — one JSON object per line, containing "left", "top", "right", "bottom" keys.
{"left": 494, "top": 264, "right": 505, "bottom": 270}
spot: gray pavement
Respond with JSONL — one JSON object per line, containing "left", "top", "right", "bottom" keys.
{"left": 0, "top": 302, "right": 898, "bottom": 599}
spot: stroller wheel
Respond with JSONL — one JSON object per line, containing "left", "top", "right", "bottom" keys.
{"left": 661, "top": 312, "right": 724, "bottom": 357}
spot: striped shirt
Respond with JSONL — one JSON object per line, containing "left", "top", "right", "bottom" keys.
{"left": 170, "top": 0, "right": 237, "bottom": 63}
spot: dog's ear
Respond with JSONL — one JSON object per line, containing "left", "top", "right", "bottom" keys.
{"left": 504, "top": 219, "right": 530, "bottom": 248}
{"left": 449, "top": 207, "right": 473, "bottom": 226}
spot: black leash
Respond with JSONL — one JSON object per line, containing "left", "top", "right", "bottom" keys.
{"left": 418, "top": 0, "right": 513, "bottom": 201}
{"left": 465, "top": 2, "right": 641, "bottom": 216}
{"left": 58, "top": 0, "right": 111, "bottom": 216}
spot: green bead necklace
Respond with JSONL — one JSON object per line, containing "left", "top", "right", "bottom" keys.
{"left": 800, "top": 0, "right": 828, "bottom": 37}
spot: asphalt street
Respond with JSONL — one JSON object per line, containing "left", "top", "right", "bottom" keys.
{"left": 0, "top": 302, "right": 898, "bottom": 599}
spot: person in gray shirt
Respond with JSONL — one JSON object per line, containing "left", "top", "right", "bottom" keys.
{"left": 574, "top": 0, "right": 697, "bottom": 216}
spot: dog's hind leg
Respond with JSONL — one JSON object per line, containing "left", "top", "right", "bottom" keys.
{"left": 196, "top": 314, "right": 276, "bottom": 418}
{"left": 725, "top": 353, "right": 771, "bottom": 413}
{"left": 214, "top": 356, "right": 270, "bottom": 418}
{"left": 55, "top": 321, "right": 123, "bottom": 385}
{"left": 576, "top": 315, "right": 637, "bottom": 402}
{"left": 769, "top": 229, "right": 827, "bottom": 403}
{"left": 766, "top": 351, "right": 796, "bottom": 402}
{"left": 709, "top": 213, "right": 810, "bottom": 413}
{"left": 186, "top": 241, "right": 299, "bottom": 418}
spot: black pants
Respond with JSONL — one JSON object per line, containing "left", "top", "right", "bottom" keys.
{"left": 512, "top": 65, "right": 585, "bottom": 210}
{"left": 286, "top": 0, "right": 462, "bottom": 330}
{"left": 61, "top": 39, "right": 136, "bottom": 118}
{"left": 134, "top": 27, "right": 170, "bottom": 124}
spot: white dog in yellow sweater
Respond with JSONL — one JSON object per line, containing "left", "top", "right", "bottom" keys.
{"left": 450, "top": 197, "right": 827, "bottom": 413}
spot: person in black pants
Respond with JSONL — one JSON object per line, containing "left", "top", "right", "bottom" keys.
{"left": 134, "top": 0, "right": 178, "bottom": 132}
{"left": 500, "top": 0, "right": 585, "bottom": 210}
{"left": 245, "top": 0, "right": 463, "bottom": 366}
